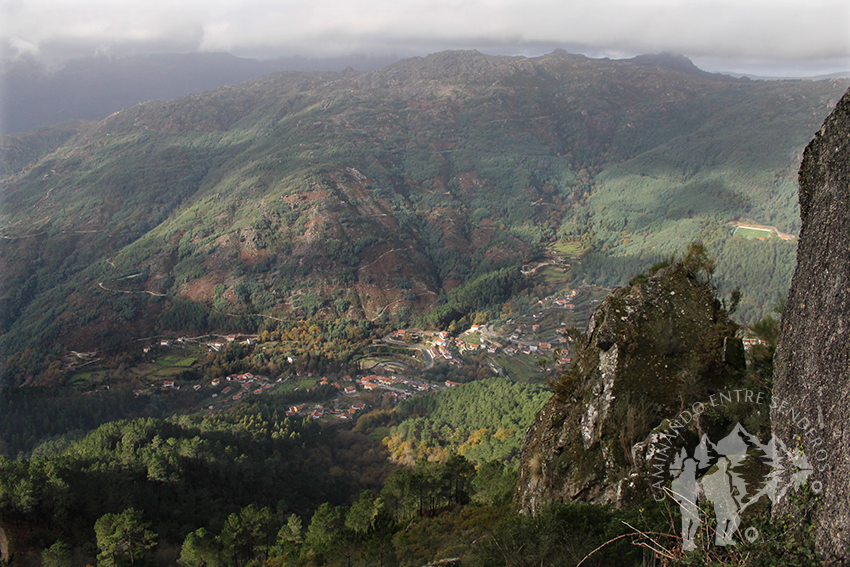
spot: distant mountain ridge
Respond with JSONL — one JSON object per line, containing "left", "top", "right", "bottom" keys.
{"left": 628, "top": 52, "right": 740, "bottom": 82}
{"left": 1, "top": 50, "right": 847, "bottom": 384}
{"left": 0, "top": 51, "right": 399, "bottom": 134}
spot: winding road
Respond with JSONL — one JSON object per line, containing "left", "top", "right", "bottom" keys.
{"left": 383, "top": 334, "right": 435, "bottom": 369}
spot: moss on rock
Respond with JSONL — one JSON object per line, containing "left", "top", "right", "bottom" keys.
{"left": 516, "top": 255, "right": 745, "bottom": 514}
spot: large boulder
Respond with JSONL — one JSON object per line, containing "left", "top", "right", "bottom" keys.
{"left": 773, "top": 87, "right": 850, "bottom": 563}
{"left": 516, "top": 259, "right": 744, "bottom": 514}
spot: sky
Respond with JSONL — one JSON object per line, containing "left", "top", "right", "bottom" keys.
{"left": 2, "top": 0, "right": 849, "bottom": 77}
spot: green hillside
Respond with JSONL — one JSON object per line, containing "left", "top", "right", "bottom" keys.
{"left": 384, "top": 378, "right": 549, "bottom": 466}
{"left": 1, "top": 50, "right": 847, "bottom": 384}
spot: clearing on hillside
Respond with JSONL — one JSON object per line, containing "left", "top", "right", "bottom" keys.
{"left": 733, "top": 226, "right": 773, "bottom": 239}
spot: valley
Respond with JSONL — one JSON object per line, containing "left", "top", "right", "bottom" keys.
{"left": 41, "top": 242, "right": 599, "bottom": 429}
{"left": 2, "top": 51, "right": 847, "bottom": 389}
{"left": 1, "top": 51, "right": 847, "bottom": 567}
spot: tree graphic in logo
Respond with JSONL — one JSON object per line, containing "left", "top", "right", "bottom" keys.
{"left": 668, "top": 423, "right": 815, "bottom": 550}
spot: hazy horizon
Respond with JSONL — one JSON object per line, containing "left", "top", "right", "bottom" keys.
{"left": 3, "top": 0, "right": 849, "bottom": 79}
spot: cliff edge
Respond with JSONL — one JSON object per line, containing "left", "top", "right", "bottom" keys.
{"left": 773, "top": 87, "right": 850, "bottom": 562}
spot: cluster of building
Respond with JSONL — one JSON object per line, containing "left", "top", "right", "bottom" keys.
{"left": 142, "top": 334, "right": 260, "bottom": 353}
{"left": 285, "top": 401, "right": 368, "bottom": 421}
{"left": 428, "top": 331, "right": 455, "bottom": 360}
{"left": 273, "top": 370, "right": 451, "bottom": 422}
{"left": 207, "top": 334, "right": 255, "bottom": 351}
{"left": 208, "top": 372, "right": 273, "bottom": 401}
{"left": 552, "top": 289, "right": 579, "bottom": 309}
{"left": 142, "top": 336, "right": 188, "bottom": 352}
{"left": 506, "top": 320, "right": 571, "bottom": 356}
{"left": 457, "top": 326, "right": 503, "bottom": 355}
{"left": 422, "top": 330, "right": 500, "bottom": 359}
{"left": 391, "top": 329, "right": 424, "bottom": 342}
{"left": 358, "top": 374, "right": 434, "bottom": 393}
{"left": 392, "top": 314, "right": 578, "bottom": 368}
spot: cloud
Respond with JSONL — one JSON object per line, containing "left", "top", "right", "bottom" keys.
{"left": 2, "top": 0, "right": 849, "bottom": 73}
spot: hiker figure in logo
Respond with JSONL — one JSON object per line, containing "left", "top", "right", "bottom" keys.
{"left": 701, "top": 456, "right": 741, "bottom": 545}
{"left": 669, "top": 422, "right": 817, "bottom": 552}
{"left": 670, "top": 456, "right": 701, "bottom": 551}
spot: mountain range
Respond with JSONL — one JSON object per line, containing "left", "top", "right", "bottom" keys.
{"left": 1, "top": 50, "right": 848, "bottom": 385}
{"left": 0, "top": 52, "right": 399, "bottom": 134}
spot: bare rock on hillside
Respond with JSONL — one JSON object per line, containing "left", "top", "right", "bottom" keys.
{"left": 516, "top": 261, "right": 744, "bottom": 514}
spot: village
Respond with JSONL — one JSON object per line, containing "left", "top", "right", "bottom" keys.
{"left": 64, "top": 274, "right": 768, "bottom": 431}
{"left": 121, "top": 288, "right": 585, "bottom": 423}
{"left": 390, "top": 287, "right": 582, "bottom": 368}
{"left": 136, "top": 365, "right": 453, "bottom": 424}
{"left": 67, "top": 285, "right": 605, "bottom": 413}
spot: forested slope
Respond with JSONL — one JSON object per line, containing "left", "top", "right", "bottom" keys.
{"left": 384, "top": 378, "right": 549, "bottom": 465}
{"left": 2, "top": 50, "right": 846, "bottom": 383}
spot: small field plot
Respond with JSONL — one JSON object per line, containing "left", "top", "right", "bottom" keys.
{"left": 68, "top": 370, "right": 109, "bottom": 387}
{"left": 538, "top": 265, "right": 567, "bottom": 285}
{"left": 462, "top": 333, "right": 482, "bottom": 345}
{"left": 156, "top": 354, "right": 197, "bottom": 367}
{"left": 492, "top": 354, "right": 546, "bottom": 383}
{"left": 276, "top": 381, "right": 299, "bottom": 393}
{"left": 733, "top": 226, "right": 773, "bottom": 239}
{"left": 119, "top": 355, "right": 198, "bottom": 383}
{"left": 553, "top": 241, "right": 583, "bottom": 256}
{"left": 151, "top": 367, "right": 186, "bottom": 379}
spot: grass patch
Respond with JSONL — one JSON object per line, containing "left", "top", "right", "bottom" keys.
{"left": 493, "top": 354, "right": 545, "bottom": 383}
{"left": 733, "top": 226, "right": 773, "bottom": 239}
{"left": 151, "top": 367, "right": 184, "bottom": 379}
{"left": 535, "top": 265, "right": 566, "bottom": 285}
{"left": 69, "top": 372, "right": 91, "bottom": 386}
{"left": 462, "top": 333, "right": 482, "bottom": 345}
{"left": 357, "top": 357, "right": 381, "bottom": 370}
{"left": 553, "top": 241, "right": 583, "bottom": 256}
{"left": 69, "top": 370, "right": 108, "bottom": 386}
{"left": 276, "top": 381, "right": 299, "bottom": 392}
{"left": 369, "top": 426, "right": 391, "bottom": 443}
{"left": 155, "top": 354, "right": 196, "bottom": 366}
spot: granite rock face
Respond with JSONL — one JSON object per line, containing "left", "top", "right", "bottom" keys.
{"left": 773, "top": 87, "right": 850, "bottom": 563}
{"left": 516, "top": 261, "right": 744, "bottom": 514}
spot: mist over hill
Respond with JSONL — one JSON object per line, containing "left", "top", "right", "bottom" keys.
{"left": 1, "top": 50, "right": 847, "bottom": 385}
{"left": 0, "top": 52, "right": 399, "bottom": 134}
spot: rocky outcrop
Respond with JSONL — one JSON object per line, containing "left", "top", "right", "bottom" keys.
{"left": 516, "top": 259, "right": 744, "bottom": 514}
{"left": 773, "top": 87, "right": 850, "bottom": 563}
